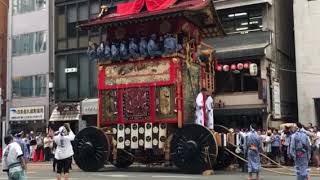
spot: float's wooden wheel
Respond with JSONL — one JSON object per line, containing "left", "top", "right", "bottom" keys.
{"left": 170, "top": 124, "right": 218, "bottom": 173}
{"left": 112, "top": 149, "right": 134, "bottom": 169}
{"left": 74, "top": 127, "right": 110, "bottom": 172}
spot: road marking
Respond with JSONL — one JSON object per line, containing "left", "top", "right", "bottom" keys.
{"left": 96, "top": 174, "right": 130, "bottom": 178}
{"left": 152, "top": 175, "right": 204, "bottom": 179}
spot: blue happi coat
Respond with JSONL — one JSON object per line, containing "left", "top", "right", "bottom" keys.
{"left": 245, "top": 130, "right": 262, "bottom": 173}
{"left": 289, "top": 129, "right": 311, "bottom": 178}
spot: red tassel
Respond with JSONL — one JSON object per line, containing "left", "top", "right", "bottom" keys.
{"left": 33, "top": 149, "right": 38, "bottom": 162}
{"left": 39, "top": 149, "right": 44, "bottom": 161}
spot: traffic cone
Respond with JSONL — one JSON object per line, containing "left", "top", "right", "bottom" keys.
{"left": 39, "top": 149, "right": 44, "bottom": 161}
{"left": 33, "top": 149, "right": 38, "bottom": 162}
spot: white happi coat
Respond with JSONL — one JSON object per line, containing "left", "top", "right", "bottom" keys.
{"left": 205, "top": 96, "right": 214, "bottom": 129}
{"left": 195, "top": 92, "right": 205, "bottom": 126}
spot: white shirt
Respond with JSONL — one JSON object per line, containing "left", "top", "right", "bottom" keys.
{"left": 316, "top": 132, "right": 320, "bottom": 148}
{"left": 205, "top": 96, "right": 214, "bottom": 111}
{"left": 196, "top": 92, "right": 204, "bottom": 108}
{"left": 2, "top": 142, "right": 23, "bottom": 173}
{"left": 54, "top": 131, "right": 75, "bottom": 160}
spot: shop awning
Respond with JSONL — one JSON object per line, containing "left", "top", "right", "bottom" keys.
{"left": 214, "top": 105, "right": 267, "bottom": 116}
{"left": 81, "top": 98, "right": 98, "bottom": 115}
{"left": 205, "top": 31, "right": 271, "bottom": 61}
{"left": 49, "top": 104, "right": 80, "bottom": 122}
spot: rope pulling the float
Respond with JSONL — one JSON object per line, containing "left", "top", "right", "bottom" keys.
{"left": 224, "top": 137, "right": 320, "bottom": 176}
{"left": 214, "top": 125, "right": 320, "bottom": 176}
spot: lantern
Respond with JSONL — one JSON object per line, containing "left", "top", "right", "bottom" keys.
{"left": 223, "top": 65, "right": 230, "bottom": 72}
{"left": 216, "top": 64, "right": 222, "bottom": 72}
{"left": 244, "top": 62, "right": 250, "bottom": 69}
{"left": 249, "top": 63, "right": 258, "bottom": 76}
{"left": 237, "top": 63, "right": 244, "bottom": 70}
{"left": 230, "top": 64, "right": 236, "bottom": 71}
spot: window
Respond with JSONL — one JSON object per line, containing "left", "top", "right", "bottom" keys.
{"left": 12, "top": 0, "right": 46, "bottom": 15}
{"left": 218, "top": 5, "right": 263, "bottom": 34}
{"left": 55, "top": 54, "right": 97, "bottom": 101}
{"left": 12, "top": 75, "right": 47, "bottom": 97}
{"left": 216, "top": 62, "right": 260, "bottom": 93}
{"left": 90, "top": 1, "right": 100, "bottom": 19}
{"left": 35, "top": 75, "right": 47, "bottom": 96}
{"left": 12, "top": 31, "right": 47, "bottom": 56}
{"left": 55, "top": 1, "right": 106, "bottom": 50}
{"left": 35, "top": 31, "right": 47, "bottom": 52}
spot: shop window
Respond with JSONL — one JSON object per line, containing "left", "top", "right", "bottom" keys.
{"left": 218, "top": 5, "right": 263, "bottom": 34}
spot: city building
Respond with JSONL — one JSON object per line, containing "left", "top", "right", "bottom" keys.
{"left": 294, "top": 0, "right": 320, "bottom": 126}
{"left": 206, "top": 0, "right": 297, "bottom": 128}
{"left": 6, "top": 0, "right": 54, "bottom": 133}
{"left": 52, "top": 0, "right": 105, "bottom": 131}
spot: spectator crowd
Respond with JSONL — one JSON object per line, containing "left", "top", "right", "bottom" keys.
{"left": 237, "top": 123, "right": 320, "bottom": 170}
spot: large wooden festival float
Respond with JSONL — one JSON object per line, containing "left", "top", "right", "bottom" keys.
{"left": 73, "top": 0, "right": 236, "bottom": 173}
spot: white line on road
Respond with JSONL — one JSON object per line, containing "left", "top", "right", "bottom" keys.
{"left": 152, "top": 175, "right": 205, "bottom": 179}
{"left": 96, "top": 174, "right": 129, "bottom": 178}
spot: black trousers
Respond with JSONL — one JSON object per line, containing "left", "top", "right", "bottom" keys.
{"left": 44, "top": 147, "right": 52, "bottom": 161}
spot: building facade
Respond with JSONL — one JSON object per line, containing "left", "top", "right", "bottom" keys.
{"left": 207, "top": 0, "right": 297, "bottom": 128}
{"left": 52, "top": 0, "right": 107, "bottom": 131}
{"left": 294, "top": 0, "right": 320, "bottom": 126}
{"left": 6, "top": 0, "right": 53, "bottom": 133}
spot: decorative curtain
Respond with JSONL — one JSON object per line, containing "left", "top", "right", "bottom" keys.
{"left": 116, "top": 0, "right": 145, "bottom": 16}
{"left": 145, "top": 0, "right": 178, "bottom": 11}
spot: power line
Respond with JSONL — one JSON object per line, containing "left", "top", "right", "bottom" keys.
{"left": 279, "top": 68, "right": 320, "bottom": 76}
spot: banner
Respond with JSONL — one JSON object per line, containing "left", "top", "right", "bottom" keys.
{"left": 10, "top": 106, "right": 45, "bottom": 121}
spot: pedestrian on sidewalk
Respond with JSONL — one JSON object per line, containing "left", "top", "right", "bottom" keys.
{"left": 14, "top": 132, "right": 29, "bottom": 163}
{"left": 54, "top": 124, "right": 75, "bottom": 180}
{"left": 313, "top": 126, "right": 320, "bottom": 170}
{"left": 289, "top": 122, "right": 311, "bottom": 180}
{"left": 29, "top": 131, "right": 37, "bottom": 161}
{"left": 2, "top": 135, "right": 27, "bottom": 180}
{"left": 44, "top": 133, "right": 54, "bottom": 161}
{"left": 271, "top": 129, "right": 281, "bottom": 163}
{"left": 245, "top": 124, "right": 263, "bottom": 180}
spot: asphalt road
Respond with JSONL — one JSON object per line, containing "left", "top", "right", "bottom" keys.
{"left": 0, "top": 163, "right": 319, "bottom": 180}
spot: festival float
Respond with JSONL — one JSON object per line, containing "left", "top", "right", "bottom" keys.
{"left": 73, "top": 0, "right": 232, "bottom": 173}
